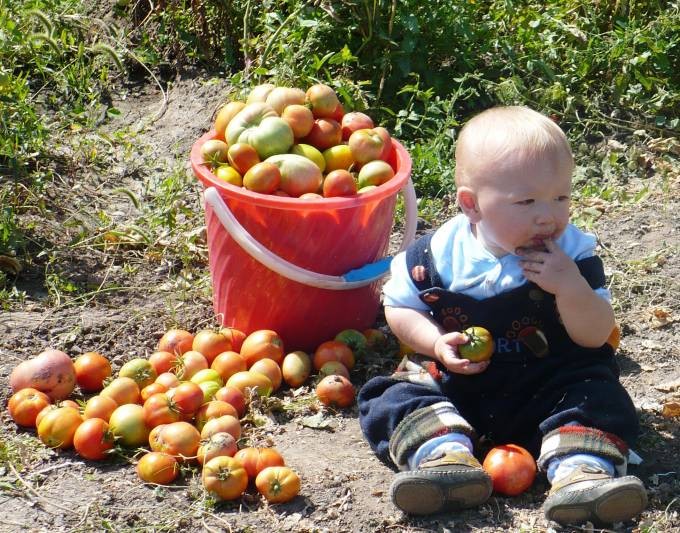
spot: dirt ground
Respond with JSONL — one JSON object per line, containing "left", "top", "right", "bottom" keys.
{"left": 1, "top": 71, "right": 679, "bottom": 533}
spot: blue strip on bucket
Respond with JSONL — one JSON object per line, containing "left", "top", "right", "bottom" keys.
{"left": 342, "top": 257, "right": 393, "bottom": 283}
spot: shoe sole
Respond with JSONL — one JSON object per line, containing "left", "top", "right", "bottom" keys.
{"left": 545, "top": 476, "right": 647, "bottom": 525}
{"left": 390, "top": 469, "right": 492, "bottom": 515}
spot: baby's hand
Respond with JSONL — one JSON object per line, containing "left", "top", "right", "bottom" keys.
{"left": 517, "top": 239, "right": 581, "bottom": 295}
{"left": 434, "top": 332, "right": 490, "bottom": 375}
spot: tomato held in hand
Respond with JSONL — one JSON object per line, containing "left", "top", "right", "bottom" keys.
{"left": 482, "top": 444, "right": 537, "bottom": 496}
{"left": 458, "top": 326, "right": 494, "bottom": 362}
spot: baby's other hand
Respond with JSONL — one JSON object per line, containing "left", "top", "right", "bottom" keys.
{"left": 517, "top": 239, "right": 581, "bottom": 295}
{"left": 434, "top": 332, "right": 490, "bottom": 375}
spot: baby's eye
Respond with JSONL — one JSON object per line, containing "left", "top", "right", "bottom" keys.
{"left": 556, "top": 195, "right": 569, "bottom": 202}
{"left": 515, "top": 199, "right": 534, "bottom": 205}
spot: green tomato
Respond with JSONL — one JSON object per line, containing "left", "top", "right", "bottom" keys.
{"left": 458, "top": 327, "right": 494, "bottom": 363}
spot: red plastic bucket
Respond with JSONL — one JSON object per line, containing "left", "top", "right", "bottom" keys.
{"left": 191, "top": 130, "right": 413, "bottom": 351}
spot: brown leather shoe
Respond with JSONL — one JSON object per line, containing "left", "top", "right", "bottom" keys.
{"left": 390, "top": 451, "right": 492, "bottom": 515}
{"left": 544, "top": 464, "right": 647, "bottom": 526}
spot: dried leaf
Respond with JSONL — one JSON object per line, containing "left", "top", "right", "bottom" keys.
{"left": 649, "top": 307, "right": 675, "bottom": 329}
{"left": 300, "top": 412, "right": 334, "bottom": 431}
{"left": 661, "top": 401, "right": 680, "bottom": 418}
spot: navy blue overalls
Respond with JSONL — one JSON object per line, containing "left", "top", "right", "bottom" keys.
{"left": 358, "top": 233, "right": 639, "bottom": 467}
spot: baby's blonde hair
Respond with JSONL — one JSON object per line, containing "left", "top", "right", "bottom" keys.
{"left": 454, "top": 106, "right": 573, "bottom": 187}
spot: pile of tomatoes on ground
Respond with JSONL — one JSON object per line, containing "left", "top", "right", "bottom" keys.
{"left": 7, "top": 325, "right": 384, "bottom": 503}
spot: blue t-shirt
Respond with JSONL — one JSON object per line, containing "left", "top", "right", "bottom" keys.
{"left": 383, "top": 214, "right": 610, "bottom": 311}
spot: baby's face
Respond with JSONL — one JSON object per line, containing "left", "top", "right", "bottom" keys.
{"left": 471, "top": 154, "right": 572, "bottom": 257}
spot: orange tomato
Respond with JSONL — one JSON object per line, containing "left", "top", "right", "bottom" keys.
{"left": 255, "top": 466, "right": 301, "bottom": 503}
{"left": 83, "top": 395, "right": 118, "bottom": 421}
{"left": 200, "top": 414, "right": 241, "bottom": 442}
{"left": 226, "top": 370, "right": 273, "bottom": 398}
{"left": 8, "top": 388, "right": 51, "bottom": 427}
{"left": 136, "top": 452, "right": 179, "bottom": 485}
{"left": 157, "top": 328, "right": 194, "bottom": 356}
{"left": 240, "top": 330, "right": 285, "bottom": 367}
{"left": 194, "top": 400, "right": 239, "bottom": 431}
{"left": 211, "top": 351, "right": 247, "bottom": 382}
{"left": 37, "top": 406, "right": 83, "bottom": 449}
{"left": 281, "top": 351, "right": 312, "bottom": 388}
{"left": 202, "top": 456, "right": 249, "bottom": 500}
{"left": 100, "top": 376, "right": 140, "bottom": 405}
{"left": 482, "top": 444, "right": 537, "bottom": 496}
{"left": 234, "top": 447, "right": 285, "bottom": 479}
{"left": 248, "top": 358, "right": 283, "bottom": 391}
{"left": 149, "top": 421, "right": 201, "bottom": 461}
{"left": 140, "top": 382, "right": 168, "bottom": 402}
{"left": 73, "top": 352, "right": 111, "bottom": 392}
{"left": 192, "top": 329, "right": 233, "bottom": 365}
{"left": 313, "top": 340, "right": 355, "bottom": 371}
{"left": 143, "top": 392, "right": 182, "bottom": 427}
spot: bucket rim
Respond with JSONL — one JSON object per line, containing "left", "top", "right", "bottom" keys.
{"left": 191, "top": 130, "right": 412, "bottom": 210}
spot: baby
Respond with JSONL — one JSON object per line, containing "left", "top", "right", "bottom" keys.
{"left": 358, "top": 106, "right": 647, "bottom": 526}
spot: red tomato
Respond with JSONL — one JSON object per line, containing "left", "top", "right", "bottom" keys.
{"left": 255, "top": 466, "right": 301, "bottom": 503}
{"left": 73, "top": 418, "right": 114, "bottom": 460}
{"left": 148, "top": 351, "right": 177, "bottom": 375}
{"left": 234, "top": 447, "right": 285, "bottom": 480}
{"left": 37, "top": 406, "right": 83, "bottom": 449}
{"left": 202, "top": 456, "right": 249, "bottom": 500}
{"left": 167, "top": 381, "right": 204, "bottom": 416}
{"left": 8, "top": 388, "right": 51, "bottom": 427}
{"left": 214, "top": 386, "right": 247, "bottom": 418}
{"left": 219, "top": 327, "right": 247, "bottom": 352}
{"left": 197, "top": 432, "right": 238, "bottom": 465}
{"left": 243, "top": 162, "right": 281, "bottom": 194}
{"left": 482, "top": 444, "right": 537, "bottom": 496}
{"left": 313, "top": 340, "right": 355, "bottom": 371}
{"left": 200, "top": 414, "right": 241, "bottom": 442}
{"left": 83, "top": 395, "right": 118, "bottom": 422}
{"left": 148, "top": 421, "right": 201, "bottom": 461}
{"left": 136, "top": 452, "right": 179, "bottom": 485}
{"left": 143, "top": 392, "right": 181, "bottom": 427}
{"left": 74, "top": 352, "right": 111, "bottom": 392}
{"left": 157, "top": 329, "right": 194, "bottom": 355}
{"left": 240, "top": 330, "right": 285, "bottom": 367}
{"left": 315, "top": 375, "right": 355, "bottom": 408}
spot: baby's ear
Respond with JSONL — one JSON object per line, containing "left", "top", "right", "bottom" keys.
{"left": 457, "top": 187, "right": 481, "bottom": 222}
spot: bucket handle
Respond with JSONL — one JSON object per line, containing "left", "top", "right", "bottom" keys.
{"left": 203, "top": 180, "right": 417, "bottom": 290}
